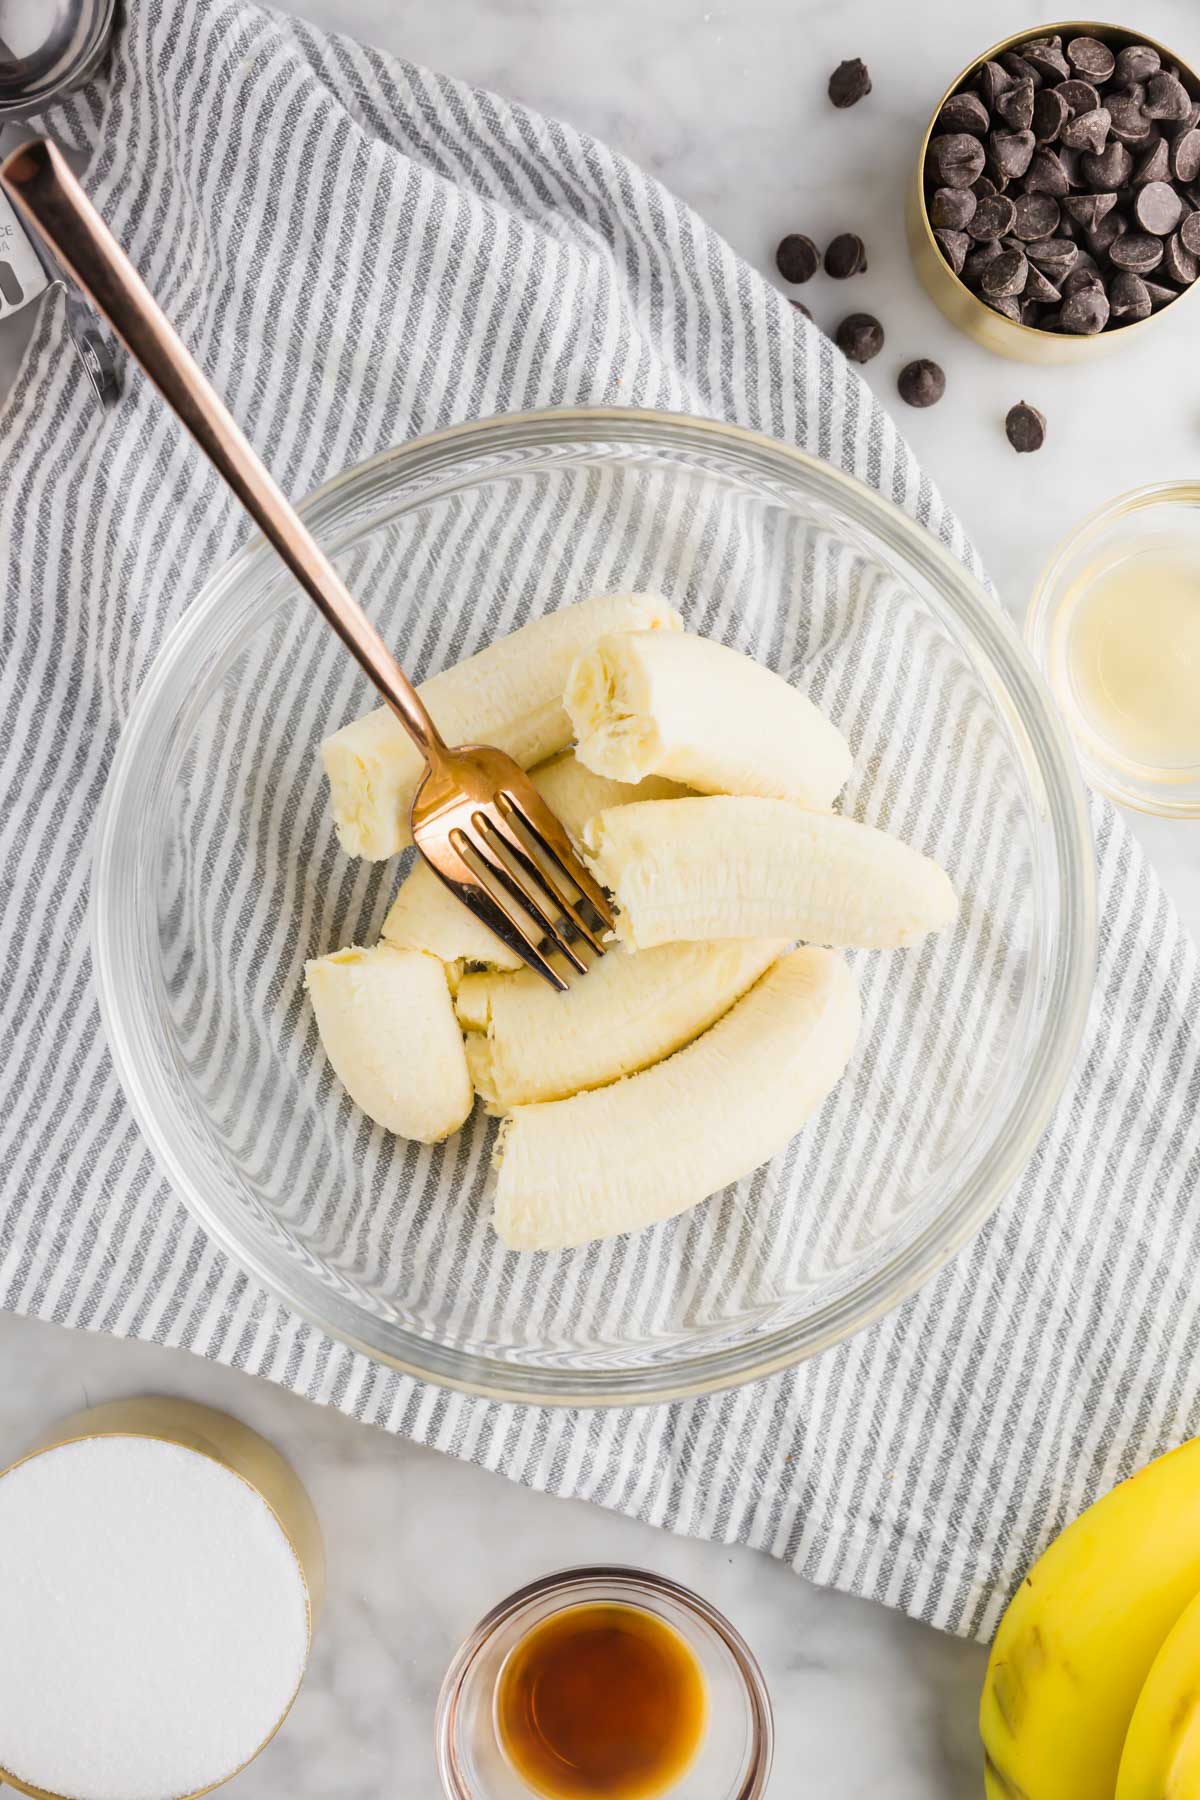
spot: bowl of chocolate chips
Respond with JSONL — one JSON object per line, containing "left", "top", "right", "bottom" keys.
{"left": 909, "top": 23, "right": 1200, "bottom": 360}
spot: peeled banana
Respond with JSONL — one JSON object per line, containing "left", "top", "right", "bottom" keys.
{"left": 980, "top": 1437, "right": 1200, "bottom": 1800}
{"left": 492, "top": 947, "right": 859, "bottom": 1250}
{"left": 381, "top": 752, "right": 685, "bottom": 969}
{"left": 584, "top": 796, "right": 957, "bottom": 951}
{"left": 1116, "top": 1584, "right": 1200, "bottom": 1799}
{"left": 304, "top": 944, "right": 472, "bottom": 1142}
{"left": 566, "top": 629, "right": 852, "bottom": 806}
{"left": 457, "top": 937, "right": 786, "bottom": 1108}
{"left": 322, "top": 592, "right": 683, "bottom": 860}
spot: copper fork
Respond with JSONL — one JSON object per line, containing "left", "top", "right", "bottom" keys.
{"left": 2, "top": 138, "right": 612, "bottom": 991}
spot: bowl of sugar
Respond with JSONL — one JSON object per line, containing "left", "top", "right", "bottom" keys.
{"left": 0, "top": 1397, "right": 322, "bottom": 1800}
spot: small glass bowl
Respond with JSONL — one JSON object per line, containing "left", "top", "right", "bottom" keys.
{"left": 435, "top": 1567, "right": 773, "bottom": 1800}
{"left": 1027, "top": 482, "right": 1200, "bottom": 817}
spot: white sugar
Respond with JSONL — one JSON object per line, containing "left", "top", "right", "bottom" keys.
{"left": 0, "top": 1436, "right": 309, "bottom": 1800}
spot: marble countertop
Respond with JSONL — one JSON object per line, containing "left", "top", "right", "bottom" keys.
{"left": 1, "top": 0, "right": 1197, "bottom": 1793}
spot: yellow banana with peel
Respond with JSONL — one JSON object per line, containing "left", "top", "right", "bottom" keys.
{"left": 1117, "top": 1583, "right": 1200, "bottom": 1799}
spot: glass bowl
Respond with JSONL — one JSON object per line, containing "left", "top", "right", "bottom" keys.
{"left": 1027, "top": 481, "right": 1200, "bottom": 818}
{"left": 92, "top": 408, "right": 1095, "bottom": 1406}
{"left": 434, "top": 1566, "right": 772, "bottom": 1800}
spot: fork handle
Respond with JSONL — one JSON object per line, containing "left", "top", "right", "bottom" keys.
{"left": 2, "top": 139, "right": 446, "bottom": 763}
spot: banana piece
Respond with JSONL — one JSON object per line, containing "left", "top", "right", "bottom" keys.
{"left": 981, "top": 1437, "right": 1200, "bottom": 1800}
{"left": 322, "top": 592, "right": 683, "bottom": 860}
{"left": 381, "top": 754, "right": 685, "bottom": 970}
{"left": 457, "top": 938, "right": 787, "bottom": 1108}
{"left": 305, "top": 944, "right": 472, "bottom": 1143}
{"left": 566, "top": 629, "right": 852, "bottom": 806}
{"left": 1116, "top": 1586, "right": 1200, "bottom": 1800}
{"left": 493, "top": 947, "right": 859, "bottom": 1250}
{"left": 584, "top": 796, "right": 957, "bottom": 951}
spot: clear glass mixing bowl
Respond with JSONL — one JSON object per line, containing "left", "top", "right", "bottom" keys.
{"left": 92, "top": 409, "right": 1095, "bottom": 1406}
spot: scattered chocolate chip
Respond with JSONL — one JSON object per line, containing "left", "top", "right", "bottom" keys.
{"left": 938, "top": 90, "right": 990, "bottom": 134}
{"left": 1134, "top": 180, "right": 1185, "bottom": 236}
{"left": 930, "top": 187, "right": 978, "bottom": 229}
{"left": 1024, "top": 148, "right": 1071, "bottom": 194}
{"left": 1060, "top": 107, "right": 1112, "bottom": 154}
{"left": 1059, "top": 283, "right": 1111, "bottom": 331}
{"left": 829, "top": 58, "right": 872, "bottom": 108}
{"left": 977, "top": 61, "right": 1014, "bottom": 110}
{"left": 897, "top": 359, "right": 945, "bottom": 407}
{"left": 1005, "top": 400, "right": 1047, "bottom": 450}
{"left": 1115, "top": 44, "right": 1161, "bottom": 86}
{"left": 1108, "top": 229, "right": 1165, "bottom": 273}
{"left": 1132, "top": 138, "right": 1172, "bottom": 186}
{"left": 996, "top": 79, "right": 1036, "bottom": 131}
{"left": 824, "top": 232, "right": 867, "bottom": 278}
{"left": 1172, "top": 128, "right": 1200, "bottom": 185}
{"left": 835, "top": 311, "right": 884, "bottom": 361}
{"left": 1062, "top": 191, "right": 1117, "bottom": 230}
{"left": 1144, "top": 71, "right": 1193, "bottom": 123}
{"left": 1106, "top": 91, "right": 1152, "bottom": 144}
{"left": 933, "top": 228, "right": 970, "bottom": 274}
{"left": 1055, "top": 79, "right": 1101, "bottom": 118}
{"left": 789, "top": 299, "right": 813, "bottom": 319}
{"left": 1023, "top": 37, "right": 1071, "bottom": 84}
{"left": 1012, "top": 192, "right": 1061, "bottom": 239}
{"left": 969, "top": 194, "right": 1017, "bottom": 239}
{"left": 1027, "top": 235, "right": 1079, "bottom": 274}
{"left": 1081, "top": 140, "right": 1133, "bottom": 190}
{"left": 1107, "top": 269, "right": 1152, "bottom": 319}
{"left": 929, "top": 132, "right": 987, "bottom": 188}
{"left": 1180, "top": 210, "right": 1200, "bottom": 255}
{"left": 981, "top": 248, "right": 1029, "bottom": 297}
{"left": 776, "top": 233, "right": 820, "bottom": 283}
{"left": 1066, "top": 36, "right": 1115, "bottom": 83}
{"left": 1032, "top": 87, "right": 1069, "bottom": 143}
{"left": 1163, "top": 229, "right": 1199, "bottom": 285}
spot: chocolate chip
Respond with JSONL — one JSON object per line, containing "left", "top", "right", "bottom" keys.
{"left": 989, "top": 129, "right": 1037, "bottom": 181}
{"left": 929, "top": 132, "right": 987, "bottom": 188}
{"left": 1023, "top": 37, "right": 1071, "bottom": 83}
{"left": 1022, "top": 262, "right": 1062, "bottom": 303}
{"left": 1180, "top": 210, "right": 1200, "bottom": 255}
{"left": 1061, "top": 108, "right": 1112, "bottom": 154}
{"left": 897, "top": 359, "right": 945, "bottom": 407}
{"left": 1012, "top": 192, "right": 1061, "bottom": 239}
{"left": 1082, "top": 140, "right": 1133, "bottom": 190}
{"left": 1061, "top": 260, "right": 1102, "bottom": 296}
{"left": 996, "top": 79, "right": 1036, "bottom": 131}
{"left": 963, "top": 241, "right": 1004, "bottom": 286}
{"left": 987, "top": 294, "right": 1023, "bottom": 321}
{"left": 937, "top": 90, "right": 989, "bottom": 135}
{"left": 1024, "top": 149, "right": 1071, "bottom": 194}
{"left": 1144, "top": 72, "right": 1193, "bottom": 123}
{"left": 1005, "top": 400, "right": 1047, "bottom": 451}
{"left": 972, "top": 175, "right": 1000, "bottom": 200}
{"left": 1059, "top": 283, "right": 1110, "bottom": 332}
{"left": 1142, "top": 278, "right": 1180, "bottom": 307}
{"left": 930, "top": 187, "right": 977, "bottom": 230}
{"left": 1062, "top": 191, "right": 1117, "bottom": 230}
{"left": 824, "top": 232, "right": 867, "bottom": 278}
{"left": 1134, "top": 180, "right": 1185, "bottom": 236}
{"left": 835, "top": 312, "right": 884, "bottom": 361}
{"left": 1027, "top": 235, "right": 1079, "bottom": 274}
{"left": 1055, "top": 79, "right": 1101, "bottom": 118}
{"left": 977, "top": 61, "right": 1014, "bottom": 109}
{"left": 1107, "top": 270, "right": 1152, "bottom": 319}
{"left": 1108, "top": 229, "right": 1165, "bottom": 273}
{"left": 1163, "top": 229, "right": 1199, "bottom": 285}
{"left": 1001, "top": 52, "right": 1043, "bottom": 90}
{"left": 1106, "top": 92, "right": 1152, "bottom": 144}
{"left": 1056, "top": 146, "right": 1084, "bottom": 189}
{"left": 981, "top": 248, "right": 1028, "bottom": 297}
{"left": 969, "top": 194, "right": 1017, "bottom": 240}
{"left": 1172, "top": 129, "right": 1200, "bottom": 185}
{"left": 1115, "top": 44, "right": 1161, "bottom": 86}
{"left": 1167, "top": 100, "right": 1200, "bottom": 139}
{"left": 1066, "top": 36, "right": 1115, "bottom": 82}
{"left": 776, "top": 234, "right": 820, "bottom": 283}
{"left": 790, "top": 300, "right": 813, "bottom": 319}
{"left": 1132, "top": 138, "right": 1172, "bottom": 186}
{"left": 1032, "top": 88, "right": 1069, "bottom": 144}
{"left": 829, "top": 58, "right": 871, "bottom": 108}
{"left": 934, "top": 228, "right": 970, "bottom": 274}
{"left": 1085, "top": 207, "right": 1126, "bottom": 256}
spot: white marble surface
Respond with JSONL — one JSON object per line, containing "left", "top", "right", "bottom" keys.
{"left": 1, "top": 0, "right": 1198, "bottom": 1794}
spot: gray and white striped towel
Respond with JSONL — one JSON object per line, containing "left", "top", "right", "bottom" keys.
{"left": 3, "top": 0, "right": 1198, "bottom": 1641}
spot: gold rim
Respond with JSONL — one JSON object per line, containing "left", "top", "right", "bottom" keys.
{"left": 0, "top": 1399, "right": 323, "bottom": 1800}
{"left": 911, "top": 21, "right": 1200, "bottom": 361}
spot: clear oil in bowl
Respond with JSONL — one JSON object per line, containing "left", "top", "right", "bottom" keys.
{"left": 494, "top": 1602, "right": 707, "bottom": 1799}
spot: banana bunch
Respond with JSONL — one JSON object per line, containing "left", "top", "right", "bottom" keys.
{"left": 310, "top": 591, "right": 957, "bottom": 1250}
{"left": 981, "top": 1437, "right": 1200, "bottom": 1800}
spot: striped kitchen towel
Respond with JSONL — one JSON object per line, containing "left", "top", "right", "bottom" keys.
{"left": 2, "top": 0, "right": 1198, "bottom": 1641}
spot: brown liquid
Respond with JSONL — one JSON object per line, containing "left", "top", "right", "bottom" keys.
{"left": 495, "top": 1602, "right": 707, "bottom": 1799}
